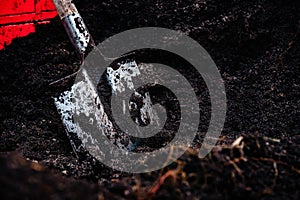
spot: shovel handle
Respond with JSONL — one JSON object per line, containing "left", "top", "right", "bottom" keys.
{"left": 52, "top": 0, "right": 93, "bottom": 58}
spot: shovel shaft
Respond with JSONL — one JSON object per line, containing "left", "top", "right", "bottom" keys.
{"left": 52, "top": 0, "right": 92, "bottom": 57}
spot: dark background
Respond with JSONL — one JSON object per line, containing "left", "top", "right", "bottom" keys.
{"left": 0, "top": 0, "right": 299, "bottom": 199}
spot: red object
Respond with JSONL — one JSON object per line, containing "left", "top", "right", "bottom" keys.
{"left": 0, "top": 0, "right": 57, "bottom": 50}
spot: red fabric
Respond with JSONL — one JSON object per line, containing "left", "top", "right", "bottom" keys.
{"left": 0, "top": 0, "right": 57, "bottom": 50}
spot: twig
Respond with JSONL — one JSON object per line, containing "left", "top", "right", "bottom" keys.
{"left": 148, "top": 161, "right": 184, "bottom": 196}
{"left": 49, "top": 70, "right": 79, "bottom": 86}
{"left": 272, "top": 162, "right": 278, "bottom": 188}
{"left": 276, "top": 32, "right": 299, "bottom": 67}
{"left": 251, "top": 157, "right": 300, "bottom": 174}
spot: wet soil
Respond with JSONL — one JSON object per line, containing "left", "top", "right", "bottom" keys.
{"left": 0, "top": 0, "right": 299, "bottom": 199}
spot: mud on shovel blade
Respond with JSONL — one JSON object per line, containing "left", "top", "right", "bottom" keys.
{"left": 53, "top": 0, "right": 93, "bottom": 58}
{"left": 54, "top": 61, "right": 156, "bottom": 159}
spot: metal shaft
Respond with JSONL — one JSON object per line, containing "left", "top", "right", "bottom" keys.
{"left": 52, "top": 0, "right": 92, "bottom": 58}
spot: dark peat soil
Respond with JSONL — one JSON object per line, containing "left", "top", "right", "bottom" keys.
{"left": 0, "top": 0, "right": 299, "bottom": 199}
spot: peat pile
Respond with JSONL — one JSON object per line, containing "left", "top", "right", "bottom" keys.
{"left": 0, "top": 0, "right": 299, "bottom": 199}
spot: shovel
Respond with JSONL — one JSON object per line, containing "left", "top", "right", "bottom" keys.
{"left": 52, "top": 0, "right": 155, "bottom": 158}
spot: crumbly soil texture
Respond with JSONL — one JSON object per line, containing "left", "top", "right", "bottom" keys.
{"left": 0, "top": 0, "right": 299, "bottom": 199}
